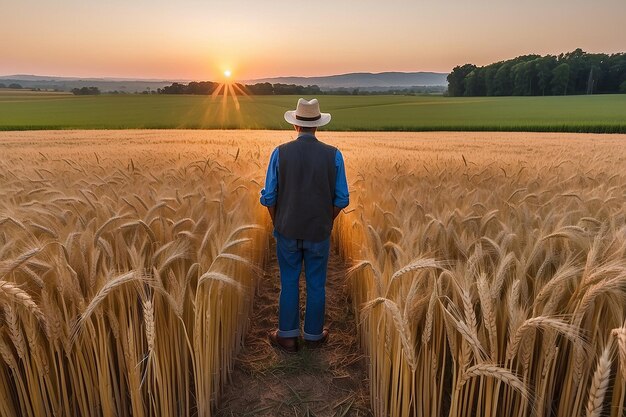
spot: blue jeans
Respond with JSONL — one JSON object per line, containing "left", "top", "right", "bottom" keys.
{"left": 274, "top": 230, "right": 330, "bottom": 341}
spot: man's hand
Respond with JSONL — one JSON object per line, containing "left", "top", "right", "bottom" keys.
{"left": 267, "top": 206, "right": 276, "bottom": 224}
{"left": 333, "top": 206, "right": 342, "bottom": 221}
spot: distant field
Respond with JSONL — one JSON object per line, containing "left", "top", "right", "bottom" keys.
{"left": 0, "top": 90, "right": 625, "bottom": 132}
{"left": 0, "top": 89, "right": 72, "bottom": 97}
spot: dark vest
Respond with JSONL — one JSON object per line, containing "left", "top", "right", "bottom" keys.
{"left": 275, "top": 134, "right": 337, "bottom": 242}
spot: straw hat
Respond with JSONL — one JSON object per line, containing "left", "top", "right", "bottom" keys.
{"left": 284, "top": 98, "right": 331, "bottom": 127}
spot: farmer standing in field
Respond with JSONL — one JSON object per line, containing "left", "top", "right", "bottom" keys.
{"left": 260, "top": 98, "right": 349, "bottom": 353}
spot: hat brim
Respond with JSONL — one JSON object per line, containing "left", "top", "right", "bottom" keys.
{"left": 284, "top": 111, "right": 331, "bottom": 127}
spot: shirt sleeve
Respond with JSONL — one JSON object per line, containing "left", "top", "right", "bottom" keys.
{"left": 333, "top": 149, "right": 349, "bottom": 208}
{"left": 260, "top": 147, "right": 279, "bottom": 207}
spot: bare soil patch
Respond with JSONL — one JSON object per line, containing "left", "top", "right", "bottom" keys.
{"left": 216, "top": 239, "right": 372, "bottom": 417}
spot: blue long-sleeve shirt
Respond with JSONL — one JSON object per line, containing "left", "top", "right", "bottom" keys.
{"left": 260, "top": 136, "right": 349, "bottom": 209}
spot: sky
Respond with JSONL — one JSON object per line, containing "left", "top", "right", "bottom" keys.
{"left": 2, "top": 0, "right": 625, "bottom": 81}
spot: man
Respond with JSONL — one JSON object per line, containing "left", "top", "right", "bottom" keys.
{"left": 260, "top": 98, "right": 349, "bottom": 353}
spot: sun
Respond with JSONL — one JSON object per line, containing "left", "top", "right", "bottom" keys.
{"left": 224, "top": 70, "right": 232, "bottom": 78}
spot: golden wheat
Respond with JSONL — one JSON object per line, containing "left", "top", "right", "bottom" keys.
{"left": 334, "top": 131, "right": 626, "bottom": 416}
{"left": 0, "top": 131, "right": 267, "bottom": 417}
{"left": 1, "top": 130, "right": 625, "bottom": 416}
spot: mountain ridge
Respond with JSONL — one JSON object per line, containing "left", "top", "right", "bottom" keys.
{"left": 244, "top": 71, "right": 449, "bottom": 89}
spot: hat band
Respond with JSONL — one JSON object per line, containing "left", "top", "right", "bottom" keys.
{"left": 295, "top": 114, "right": 321, "bottom": 121}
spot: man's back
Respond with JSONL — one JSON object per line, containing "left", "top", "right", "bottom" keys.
{"left": 261, "top": 98, "right": 349, "bottom": 353}
{"left": 275, "top": 134, "right": 337, "bottom": 242}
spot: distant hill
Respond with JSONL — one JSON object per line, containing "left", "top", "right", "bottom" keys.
{"left": 0, "top": 74, "right": 183, "bottom": 93}
{"left": 244, "top": 72, "right": 449, "bottom": 91}
{"left": 0, "top": 71, "right": 449, "bottom": 93}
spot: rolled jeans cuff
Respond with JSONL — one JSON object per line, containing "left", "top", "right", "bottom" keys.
{"left": 304, "top": 330, "right": 325, "bottom": 341}
{"left": 277, "top": 328, "right": 300, "bottom": 338}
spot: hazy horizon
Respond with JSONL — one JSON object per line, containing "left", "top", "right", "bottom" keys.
{"left": 2, "top": 0, "right": 625, "bottom": 81}
{"left": 0, "top": 70, "right": 451, "bottom": 83}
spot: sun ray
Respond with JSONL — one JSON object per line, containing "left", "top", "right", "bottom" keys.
{"left": 199, "top": 94, "right": 220, "bottom": 128}
{"left": 211, "top": 83, "right": 225, "bottom": 99}
{"left": 231, "top": 83, "right": 250, "bottom": 98}
{"left": 227, "top": 83, "right": 240, "bottom": 111}
{"left": 220, "top": 80, "right": 233, "bottom": 126}
{"left": 193, "top": 71, "right": 253, "bottom": 128}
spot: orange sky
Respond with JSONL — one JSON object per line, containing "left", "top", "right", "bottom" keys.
{"left": 2, "top": 0, "right": 625, "bottom": 81}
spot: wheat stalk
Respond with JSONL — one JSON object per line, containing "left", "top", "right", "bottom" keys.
{"left": 0, "top": 281, "right": 44, "bottom": 321}
{"left": 458, "top": 363, "right": 531, "bottom": 402}
{"left": 585, "top": 345, "right": 612, "bottom": 417}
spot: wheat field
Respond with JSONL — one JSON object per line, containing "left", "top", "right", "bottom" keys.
{"left": 335, "top": 132, "right": 626, "bottom": 417}
{"left": 1, "top": 130, "right": 625, "bottom": 417}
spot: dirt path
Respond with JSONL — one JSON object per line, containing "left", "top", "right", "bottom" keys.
{"left": 216, "top": 240, "right": 372, "bottom": 417}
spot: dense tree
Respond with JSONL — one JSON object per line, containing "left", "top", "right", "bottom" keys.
{"left": 447, "top": 64, "right": 476, "bottom": 96}
{"left": 604, "top": 54, "right": 626, "bottom": 92}
{"left": 512, "top": 62, "right": 529, "bottom": 95}
{"left": 536, "top": 56, "right": 556, "bottom": 95}
{"left": 247, "top": 82, "right": 274, "bottom": 95}
{"left": 71, "top": 86, "right": 101, "bottom": 95}
{"left": 464, "top": 69, "right": 485, "bottom": 96}
{"left": 484, "top": 64, "right": 501, "bottom": 96}
{"left": 159, "top": 83, "right": 187, "bottom": 94}
{"left": 186, "top": 81, "right": 218, "bottom": 94}
{"left": 493, "top": 63, "right": 513, "bottom": 96}
{"left": 0, "top": 83, "right": 5, "bottom": 88}
{"left": 551, "top": 63, "right": 570, "bottom": 95}
{"left": 448, "top": 49, "right": 626, "bottom": 96}
{"left": 8, "top": 83, "right": 22, "bottom": 89}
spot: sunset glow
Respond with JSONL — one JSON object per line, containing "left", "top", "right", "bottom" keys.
{"left": 1, "top": 0, "right": 625, "bottom": 80}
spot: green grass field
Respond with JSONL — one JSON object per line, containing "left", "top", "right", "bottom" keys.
{"left": 1, "top": 89, "right": 625, "bottom": 132}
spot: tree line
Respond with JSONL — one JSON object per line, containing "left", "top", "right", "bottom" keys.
{"left": 156, "top": 82, "right": 442, "bottom": 96}
{"left": 447, "top": 49, "right": 626, "bottom": 96}
{"left": 71, "top": 87, "right": 101, "bottom": 95}
{"left": 157, "top": 81, "right": 324, "bottom": 95}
